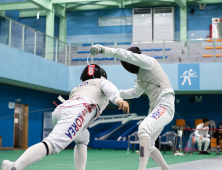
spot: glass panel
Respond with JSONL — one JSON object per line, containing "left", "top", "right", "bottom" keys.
{"left": 45, "top": 35, "right": 54, "bottom": 61}
{"left": 71, "top": 42, "right": 119, "bottom": 66}
{"left": 0, "top": 16, "right": 10, "bottom": 46}
{"left": 58, "top": 41, "right": 67, "bottom": 65}
{"left": 53, "top": 39, "right": 57, "bottom": 62}
{"left": 24, "top": 27, "right": 35, "bottom": 54}
{"left": 11, "top": 21, "right": 23, "bottom": 50}
{"left": 97, "top": 42, "right": 116, "bottom": 65}
{"left": 139, "top": 40, "right": 174, "bottom": 64}
{"left": 70, "top": 43, "right": 80, "bottom": 66}
{"left": 36, "top": 31, "right": 46, "bottom": 58}
{"left": 165, "top": 39, "right": 186, "bottom": 64}
{"left": 70, "top": 43, "right": 89, "bottom": 66}
{"left": 190, "top": 38, "right": 213, "bottom": 63}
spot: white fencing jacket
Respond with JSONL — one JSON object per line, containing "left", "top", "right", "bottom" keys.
{"left": 195, "top": 123, "right": 209, "bottom": 139}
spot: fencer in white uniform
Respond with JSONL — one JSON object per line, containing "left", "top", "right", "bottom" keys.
{"left": 1, "top": 64, "right": 129, "bottom": 170}
{"left": 90, "top": 45, "right": 175, "bottom": 170}
{"left": 194, "top": 118, "right": 210, "bottom": 154}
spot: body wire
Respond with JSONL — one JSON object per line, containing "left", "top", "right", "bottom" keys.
{"left": 0, "top": 103, "right": 95, "bottom": 120}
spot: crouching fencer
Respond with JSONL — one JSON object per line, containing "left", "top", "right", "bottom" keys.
{"left": 1, "top": 64, "right": 129, "bottom": 170}
{"left": 194, "top": 118, "right": 210, "bottom": 155}
{"left": 90, "top": 45, "right": 175, "bottom": 170}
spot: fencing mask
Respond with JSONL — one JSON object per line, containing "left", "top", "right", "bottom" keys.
{"left": 80, "top": 64, "right": 107, "bottom": 82}
{"left": 120, "top": 47, "right": 141, "bottom": 74}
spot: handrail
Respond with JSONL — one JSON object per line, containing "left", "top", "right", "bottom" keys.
{"left": 0, "top": 13, "right": 70, "bottom": 65}
{"left": 1, "top": 13, "right": 221, "bottom": 65}
{"left": 0, "top": 14, "right": 67, "bottom": 44}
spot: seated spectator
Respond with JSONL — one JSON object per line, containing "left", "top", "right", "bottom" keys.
{"left": 213, "top": 123, "right": 222, "bottom": 155}
{"left": 194, "top": 118, "right": 210, "bottom": 155}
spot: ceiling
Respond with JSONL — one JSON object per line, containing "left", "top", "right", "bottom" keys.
{"left": 58, "top": 0, "right": 222, "bottom": 11}
{"left": 1, "top": 0, "right": 222, "bottom": 12}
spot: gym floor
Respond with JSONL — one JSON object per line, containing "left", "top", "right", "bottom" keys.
{"left": 0, "top": 149, "right": 221, "bottom": 170}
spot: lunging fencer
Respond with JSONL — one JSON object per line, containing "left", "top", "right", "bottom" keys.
{"left": 90, "top": 45, "right": 175, "bottom": 170}
{"left": 1, "top": 64, "right": 129, "bottom": 170}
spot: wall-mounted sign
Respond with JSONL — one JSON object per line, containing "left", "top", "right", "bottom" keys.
{"left": 15, "top": 98, "right": 21, "bottom": 103}
{"left": 178, "top": 64, "right": 200, "bottom": 90}
{"left": 8, "top": 102, "right": 15, "bottom": 109}
{"left": 14, "top": 118, "right": 18, "bottom": 123}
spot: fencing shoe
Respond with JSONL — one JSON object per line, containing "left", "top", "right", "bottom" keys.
{"left": 1, "top": 160, "right": 16, "bottom": 170}
{"left": 198, "top": 151, "right": 202, "bottom": 155}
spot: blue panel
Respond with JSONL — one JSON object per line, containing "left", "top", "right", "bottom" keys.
{"left": 94, "top": 122, "right": 122, "bottom": 138}
{"left": 143, "top": 49, "right": 153, "bottom": 51}
{"left": 5, "top": 11, "right": 59, "bottom": 36}
{"left": 0, "top": 83, "right": 15, "bottom": 147}
{"left": 68, "top": 64, "right": 179, "bottom": 92}
{"left": 153, "top": 49, "right": 162, "bottom": 51}
{"left": 174, "top": 4, "right": 222, "bottom": 38}
{"left": 68, "top": 65, "right": 137, "bottom": 91}
{"left": 67, "top": 8, "right": 132, "bottom": 18}
{"left": 188, "top": 5, "right": 217, "bottom": 31}
{"left": 200, "top": 63, "right": 222, "bottom": 90}
{"left": 67, "top": 8, "right": 132, "bottom": 37}
{"left": 178, "top": 64, "right": 200, "bottom": 90}
{"left": 5, "top": 11, "right": 46, "bottom": 33}
{"left": 0, "top": 17, "right": 2, "bottom": 43}
{"left": 187, "top": 4, "right": 222, "bottom": 32}
{"left": 160, "top": 64, "right": 178, "bottom": 90}
{"left": 67, "top": 25, "right": 132, "bottom": 35}
{"left": 5, "top": 10, "right": 19, "bottom": 21}
{"left": 82, "top": 44, "right": 91, "bottom": 46}
{"left": 175, "top": 31, "right": 180, "bottom": 40}
{"left": 187, "top": 30, "right": 209, "bottom": 39}
{"left": 54, "top": 16, "right": 60, "bottom": 38}
{"left": 174, "top": 6, "right": 180, "bottom": 32}
{"left": 120, "top": 123, "right": 138, "bottom": 138}
{"left": 0, "top": 83, "right": 63, "bottom": 147}
{"left": 0, "top": 44, "right": 68, "bottom": 92}
{"left": 174, "top": 94, "right": 222, "bottom": 133}
{"left": 66, "top": 33, "right": 132, "bottom": 43}
{"left": 20, "top": 17, "right": 46, "bottom": 33}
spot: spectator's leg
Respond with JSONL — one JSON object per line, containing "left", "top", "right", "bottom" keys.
{"left": 194, "top": 138, "right": 203, "bottom": 154}
{"left": 191, "top": 143, "right": 194, "bottom": 154}
{"left": 203, "top": 138, "right": 210, "bottom": 151}
{"left": 216, "top": 137, "right": 220, "bottom": 154}
{"left": 200, "top": 138, "right": 211, "bottom": 154}
{"left": 164, "top": 145, "right": 166, "bottom": 154}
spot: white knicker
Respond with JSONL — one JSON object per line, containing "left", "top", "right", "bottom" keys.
{"left": 44, "top": 98, "right": 97, "bottom": 154}
{"left": 194, "top": 137, "right": 210, "bottom": 151}
{"left": 194, "top": 137, "right": 210, "bottom": 144}
{"left": 138, "top": 93, "right": 175, "bottom": 152}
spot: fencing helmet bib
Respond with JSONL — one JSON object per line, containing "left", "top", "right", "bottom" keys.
{"left": 120, "top": 47, "right": 141, "bottom": 74}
